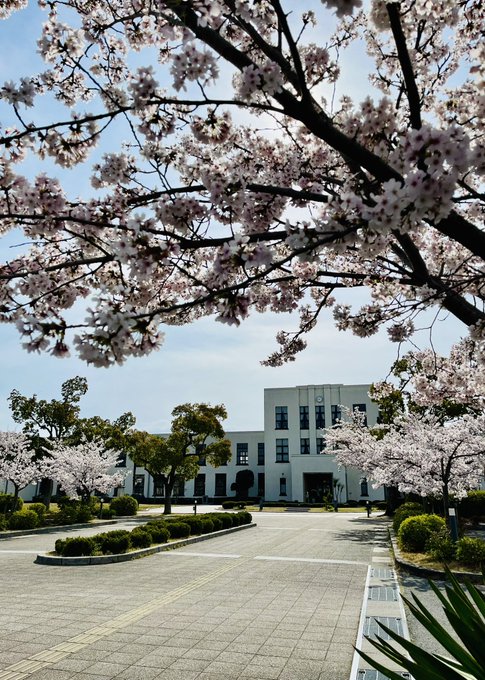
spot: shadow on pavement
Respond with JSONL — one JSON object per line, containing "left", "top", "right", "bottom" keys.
{"left": 330, "top": 517, "right": 390, "bottom": 546}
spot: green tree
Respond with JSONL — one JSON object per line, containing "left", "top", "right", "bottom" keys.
{"left": 129, "top": 403, "right": 231, "bottom": 514}
{"left": 8, "top": 377, "right": 89, "bottom": 505}
{"left": 7, "top": 378, "right": 135, "bottom": 504}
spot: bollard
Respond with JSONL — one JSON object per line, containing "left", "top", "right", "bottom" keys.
{"left": 449, "top": 507, "right": 459, "bottom": 542}
{"left": 193, "top": 500, "right": 197, "bottom": 515}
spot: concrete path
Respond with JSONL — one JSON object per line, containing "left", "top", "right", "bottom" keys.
{"left": 0, "top": 512, "right": 392, "bottom": 680}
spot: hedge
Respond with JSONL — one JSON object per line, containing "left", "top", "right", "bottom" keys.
{"left": 392, "top": 502, "right": 425, "bottom": 533}
{"left": 398, "top": 514, "right": 446, "bottom": 552}
{"left": 8, "top": 509, "right": 39, "bottom": 530}
{"left": 110, "top": 495, "right": 138, "bottom": 516}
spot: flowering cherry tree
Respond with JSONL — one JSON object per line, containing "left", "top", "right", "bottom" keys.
{"left": 371, "top": 338, "right": 485, "bottom": 423}
{"left": 44, "top": 440, "right": 127, "bottom": 502}
{"left": 0, "top": 432, "right": 44, "bottom": 508}
{"left": 0, "top": 1, "right": 484, "bottom": 367}
{"left": 325, "top": 408, "right": 485, "bottom": 511}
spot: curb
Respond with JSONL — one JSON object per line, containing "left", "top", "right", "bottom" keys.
{"left": 389, "top": 531, "right": 483, "bottom": 583}
{"left": 35, "top": 522, "right": 256, "bottom": 566}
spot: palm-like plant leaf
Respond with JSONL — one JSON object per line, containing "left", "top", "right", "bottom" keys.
{"left": 357, "top": 567, "right": 485, "bottom": 680}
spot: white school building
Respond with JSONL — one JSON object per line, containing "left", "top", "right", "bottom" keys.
{"left": 8, "top": 383, "right": 385, "bottom": 505}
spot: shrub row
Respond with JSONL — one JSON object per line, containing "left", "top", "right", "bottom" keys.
{"left": 397, "top": 512, "right": 485, "bottom": 567}
{"left": 54, "top": 511, "right": 252, "bottom": 557}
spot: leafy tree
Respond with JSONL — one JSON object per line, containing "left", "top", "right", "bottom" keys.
{"left": 7, "top": 377, "right": 135, "bottom": 504}
{"left": 70, "top": 412, "right": 136, "bottom": 461}
{"left": 0, "top": 2, "right": 483, "bottom": 370}
{"left": 8, "top": 377, "right": 89, "bottom": 504}
{"left": 8, "top": 377, "right": 88, "bottom": 442}
{"left": 129, "top": 403, "right": 231, "bottom": 514}
{"left": 231, "top": 469, "right": 255, "bottom": 500}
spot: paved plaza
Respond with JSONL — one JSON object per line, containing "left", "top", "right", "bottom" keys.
{"left": 0, "top": 512, "right": 394, "bottom": 680}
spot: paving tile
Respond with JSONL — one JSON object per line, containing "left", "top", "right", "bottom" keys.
{"left": 80, "top": 661, "right": 128, "bottom": 676}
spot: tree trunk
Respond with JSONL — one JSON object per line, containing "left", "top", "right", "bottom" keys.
{"left": 132, "top": 462, "right": 137, "bottom": 495}
{"left": 39, "top": 477, "right": 54, "bottom": 510}
{"left": 163, "top": 475, "right": 176, "bottom": 515}
{"left": 12, "top": 483, "right": 20, "bottom": 514}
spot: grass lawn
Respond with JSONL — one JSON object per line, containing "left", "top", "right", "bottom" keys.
{"left": 398, "top": 549, "right": 482, "bottom": 574}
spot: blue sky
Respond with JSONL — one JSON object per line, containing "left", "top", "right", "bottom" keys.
{"left": 0, "top": 3, "right": 466, "bottom": 434}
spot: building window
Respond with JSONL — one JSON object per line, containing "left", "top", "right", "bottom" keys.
{"left": 300, "top": 438, "right": 310, "bottom": 454}
{"left": 236, "top": 443, "right": 249, "bottom": 465}
{"left": 353, "top": 403, "right": 368, "bottom": 426}
{"left": 316, "top": 437, "right": 326, "bottom": 454}
{"left": 299, "top": 405, "right": 309, "bottom": 430}
{"left": 258, "top": 473, "right": 265, "bottom": 498}
{"left": 116, "top": 452, "right": 127, "bottom": 467}
{"left": 257, "top": 442, "right": 265, "bottom": 466}
{"left": 276, "top": 438, "right": 289, "bottom": 462}
{"left": 360, "top": 477, "right": 369, "bottom": 497}
{"left": 331, "top": 405, "right": 342, "bottom": 425}
{"left": 279, "top": 477, "right": 287, "bottom": 496}
{"left": 196, "top": 443, "right": 206, "bottom": 466}
{"left": 315, "top": 405, "right": 325, "bottom": 429}
{"left": 215, "top": 473, "right": 226, "bottom": 496}
{"left": 153, "top": 474, "right": 165, "bottom": 497}
{"left": 173, "top": 477, "right": 185, "bottom": 498}
{"left": 275, "top": 406, "right": 288, "bottom": 430}
{"left": 133, "top": 474, "right": 145, "bottom": 496}
{"left": 194, "top": 474, "right": 206, "bottom": 497}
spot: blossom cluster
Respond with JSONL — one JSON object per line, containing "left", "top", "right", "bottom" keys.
{"left": 0, "top": 0, "right": 483, "bottom": 373}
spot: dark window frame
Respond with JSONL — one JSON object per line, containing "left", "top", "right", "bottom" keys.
{"left": 315, "top": 405, "right": 325, "bottom": 429}
{"left": 276, "top": 438, "right": 289, "bottom": 462}
{"left": 236, "top": 442, "right": 249, "bottom": 466}
{"left": 299, "top": 405, "right": 309, "bottom": 430}
{"left": 215, "top": 473, "right": 226, "bottom": 496}
{"left": 275, "top": 405, "right": 289, "bottom": 430}
{"left": 300, "top": 438, "right": 310, "bottom": 454}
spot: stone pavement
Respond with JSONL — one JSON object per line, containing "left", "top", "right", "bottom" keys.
{"left": 0, "top": 511, "right": 396, "bottom": 680}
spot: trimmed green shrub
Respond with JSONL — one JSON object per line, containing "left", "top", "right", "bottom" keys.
{"left": 221, "top": 501, "right": 246, "bottom": 509}
{"left": 28, "top": 503, "right": 47, "bottom": 521}
{"left": 455, "top": 537, "right": 485, "bottom": 565}
{"left": 61, "top": 536, "right": 96, "bottom": 557}
{"left": 425, "top": 528, "right": 456, "bottom": 562}
{"left": 212, "top": 513, "right": 233, "bottom": 529}
{"left": 0, "top": 515, "right": 7, "bottom": 530}
{"left": 167, "top": 522, "right": 191, "bottom": 539}
{"left": 110, "top": 495, "right": 138, "bottom": 516}
{"left": 146, "top": 524, "right": 169, "bottom": 544}
{"left": 181, "top": 517, "right": 203, "bottom": 534}
{"left": 59, "top": 506, "right": 79, "bottom": 524}
{"left": 99, "top": 507, "right": 115, "bottom": 519}
{"left": 392, "top": 502, "right": 425, "bottom": 533}
{"left": 199, "top": 518, "right": 214, "bottom": 533}
{"left": 398, "top": 514, "right": 446, "bottom": 552}
{"left": 236, "top": 511, "right": 252, "bottom": 525}
{"left": 0, "top": 493, "right": 23, "bottom": 513}
{"left": 76, "top": 505, "right": 93, "bottom": 522}
{"left": 210, "top": 517, "right": 223, "bottom": 531}
{"left": 55, "top": 538, "right": 66, "bottom": 555}
{"left": 459, "top": 491, "right": 485, "bottom": 523}
{"left": 94, "top": 529, "right": 131, "bottom": 554}
{"left": 231, "top": 513, "right": 241, "bottom": 526}
{"left": 8, "top": 509, "right": 39, "bottom": 530}
{"left": 130, "top": 527, "right": 152, "bottom": 548}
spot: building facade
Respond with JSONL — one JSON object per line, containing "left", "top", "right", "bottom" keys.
{"left": 9, "top": 383, "right": 385, "bottom": 504}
